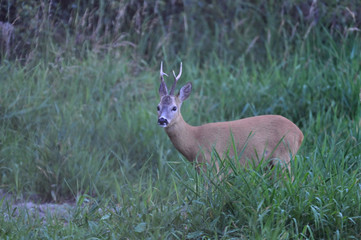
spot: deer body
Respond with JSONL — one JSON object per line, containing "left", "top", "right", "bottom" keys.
{"left": 157, "top": 62, "right": 303, "bottom": 171}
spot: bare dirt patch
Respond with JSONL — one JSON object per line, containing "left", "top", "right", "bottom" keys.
{"left": 1, "top": 189, "right": 75, "bottom": 221}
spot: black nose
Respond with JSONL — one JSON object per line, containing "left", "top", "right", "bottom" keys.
{"left": 158, "top": 117, "right": 168, "bottom": 126}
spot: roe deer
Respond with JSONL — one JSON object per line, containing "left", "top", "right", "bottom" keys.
{"left": 157, "top": 62, "right": 303, "bottom": 173}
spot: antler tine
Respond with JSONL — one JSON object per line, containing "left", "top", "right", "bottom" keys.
{"left": 172, "top": 62, "right": 182, "bottom": 80}
{"left": 170, "top": 62, "right": 182, "bottom": 95}
{"left": 159, "top": 61, "right": 169, "bottom": 96}
{"left": 160, "top": 61, "right": 168, "bottom": 81}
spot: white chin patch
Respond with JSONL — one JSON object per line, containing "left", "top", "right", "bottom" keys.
{"left": 158, "top": 123, "right": 168, "bottom": 128}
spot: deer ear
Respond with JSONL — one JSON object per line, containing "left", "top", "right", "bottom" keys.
{"left": 178, "top": 82, "right": 192, "bottom": 102}
{"left": 159, "top": 82, "right": 168, "bottom": 97}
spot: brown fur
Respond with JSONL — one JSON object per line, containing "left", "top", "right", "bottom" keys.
{"left": 157, "top": 63, "right": 303, "bottom": 173}
{"left": 164, "top": 112, "right": 303, "bottom": 172}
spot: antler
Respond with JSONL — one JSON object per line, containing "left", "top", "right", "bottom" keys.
{"left": 169, "top": 62, "right": 182, "bottom": 95}
{"left": 159, "top": 61, "right": 169, "bottom": 95}
{"left": 160, "top": 61, "right": 168, "bottom": 80}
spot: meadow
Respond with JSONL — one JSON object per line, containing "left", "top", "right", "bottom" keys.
{"left": 0, "top": 1, "right": 361, "bottom": 239}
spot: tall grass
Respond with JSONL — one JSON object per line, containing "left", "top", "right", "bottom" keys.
{"left": 2, "top": 1, "right": 361, "bottom": 63}
{"left": 0, "top": 0, "right": 360, "bottom": 239}
{"left": 1, "top": 38, "right": 360, "bottom": 238}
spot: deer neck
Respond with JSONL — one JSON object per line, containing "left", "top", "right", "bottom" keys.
{"left": 165, "top": 115, "right": 197, "bottom": 161}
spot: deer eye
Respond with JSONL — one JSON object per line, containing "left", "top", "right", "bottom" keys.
{"left": 172, "top": 106, "right": 177, "bottom": 111}
{"left": 157, "top": 106, "right": 160, "bottom": 111}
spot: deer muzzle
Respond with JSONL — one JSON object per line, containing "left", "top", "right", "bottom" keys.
{"left": 158, "top": 117, "right": 169, "bottom": 127}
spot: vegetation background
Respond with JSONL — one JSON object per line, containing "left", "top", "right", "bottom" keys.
{"left": 0, "top": 0, "right": 360, "bottom": 239}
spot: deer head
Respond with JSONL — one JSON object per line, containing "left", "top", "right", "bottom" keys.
{"left": 157, "top": 62, "right": 192, "bottom": 128}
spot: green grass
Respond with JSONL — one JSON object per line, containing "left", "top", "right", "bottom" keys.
{"left": 0, "top": 39, "right": 360, "bottom": 238}
{"left": 0, "top": 1, "right": 361, "bottom": 239}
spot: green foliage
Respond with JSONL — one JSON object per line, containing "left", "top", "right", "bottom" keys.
{"left": 1, "top": 0, "right": 361, "bottom": 62}
{"left": 0, "top": 0, "right": 360, "bottom": 239}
